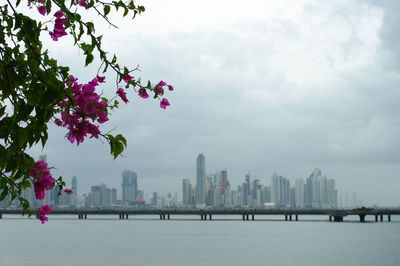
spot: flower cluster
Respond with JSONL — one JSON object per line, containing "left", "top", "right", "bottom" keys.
{"left": 49, "top": 10, "right": 68, "bottom": 41}
{"left": 30, "top": 161, "right": 55, "bottom": 201}
{"left": 151, "top": 81, "right": 173, "bottom": 109}
{"left": 55, "top": 76, "right": 108, "bottom": 145}
{"left": 38, "top": 205, "right": 52, "bottom": 224}
{"left": 116, "top": 88, "right": 129, "bottom": 104}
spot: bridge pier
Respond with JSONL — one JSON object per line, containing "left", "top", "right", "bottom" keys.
{"left": 329, "top": 216, "right": 332, "bottom": 222}
{"left": 380, "top": 214, "right": 383, "bottom": 222}
{"left": 160, "top": 214, "right": 162, "bottom": 220}
{"left": 359, "top": 214, "right": 365, "bottom": 222}
{"left": 333, "top": 216, "right": 343, "bottom": 222}
{"left": 289, "top": 214, "right": 292, "bottom": 221}
{"left": 388, "top": 215, "right": 391, "bottom": 222}
{"left": 295, "top": 214, "right": 298, "bottom": 221}
{"left": 246, "top": 214, "right": 249, "bottom": 220}
{"left": 285, "top": 214, "right": 288, "bottom": 221}
{"left": 252, "top": 214, "right": 254, "bottom": 221}
{"left": 167, "top": 214, "right": 170, "bottom": 220}
{"left": 375, "top": 215, "right": 378, "bottom": 222}
{"left": 242, "top": 214, "right": 245, "bottom": 220}
{"left": 209, "top": 214, "right": 212, "bottom": 220}
{"left": 0, "top": 213, "right": 2, "bottom": 219}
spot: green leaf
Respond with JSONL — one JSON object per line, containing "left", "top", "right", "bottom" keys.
{"left": 104, "top": 5, "right": 111, "bottom": 16}
{"left": 0, "top": 189, "right": 8, "bottom": 202}
{"left": 85, "top": 53, "right": 94, "bottom": 66}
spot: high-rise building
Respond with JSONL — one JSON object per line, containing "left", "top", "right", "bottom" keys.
{"left": 271, "top": 174, "right": 290, "bottom": 207}
{"left": 290, "top": 187, "right": 296, "bottom": 208}
{"left": 122, "top": 170, "right": 137, "bottom": 204}
{"left": 295, "top": 179, "right": 305, "bottom": 208}
{"left": 91, "top": 185, "right": 101, "bottom": 207}
{"left": 195, "top": 153, "right": 206, "bottom": 206}
{"left": 182, "top": 179, "right": 193, "bottom": 206}
{"left": 304, "top": 168, "right": 337, "bottom": 209}
{"left": 71, "top": 176, "right": 78, "bottom": 207}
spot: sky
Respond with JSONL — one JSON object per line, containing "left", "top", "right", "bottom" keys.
{"left": 25, "top": 0, "right": 400, "bottom": 206}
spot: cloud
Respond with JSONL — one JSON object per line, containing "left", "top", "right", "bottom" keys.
{"left": 27, "top": 0, "right": 400, "bottom": 206}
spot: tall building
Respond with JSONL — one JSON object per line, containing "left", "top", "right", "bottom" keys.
{"left": 195, "top": 153, "right": 206, "bottom": 206}
{"left": 304, "top": 168, "right": 337, "bottom": 209}
{"left": 152, "top": 192, "right": 158, "bottom": 207}
{"left": 122, "top": 170, "right": 137, "bottom": 204}
{"left": 295, "top": 178, "right": 305, "bottom": 208}
{"left": 71, "top": 176, "right": 78, "bottom": 207}
{"left": 271, "top": 174, "right": 290, "bottom": 208}
{"left": 182, "top": 179, "right": 193, "bottom": 206}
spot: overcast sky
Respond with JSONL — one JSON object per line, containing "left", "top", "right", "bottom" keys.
{"left": 26, "top": 0, "right": 400, "bottom": 206}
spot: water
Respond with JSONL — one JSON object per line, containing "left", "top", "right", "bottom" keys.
{"left": 1, "top": 215, "right": 399, "bottom": 266}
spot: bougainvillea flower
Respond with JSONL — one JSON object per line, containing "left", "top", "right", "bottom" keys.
{"left": 54, "top": 10, "right": 64, "bottom": 18}
{"left": 138, "top": 88, "right": 149, "bottom": 99}
{"left": 123, "top": 74, "right": 134, "bottom": 83}
{"left": 30, "top": 161, "right": 48, "bottom": 178}
{"left": 158, "top": 80, "right": 167, "bottom": 87}
{"left": 168, "top": 85, "right": 174, "bottom": 91}
{"left": 154, "top": 85, "right": 164, "bottom": 96}
{"left": 116, "top": 88, "right": 129, "bottom": 103}
{"left": 96, "top": 75, "right": 106, "bottom": 83}
{"left": 38, "top": 205, "right": 52, "bottom": 224}
{"left": 64, "top": 188, "right": 73, "bottom": 195}
{"left": 160, "top": 98, "right": 170, "bottom": 109}
{"left": 34, "top": 174, "right": 55, "bottom": 200}
{"left": 38, "top": 6, "right": 46, "bottom": 16}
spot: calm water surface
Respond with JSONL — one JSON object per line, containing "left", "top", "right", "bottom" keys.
{"left": 0, "top": 215, "right": 399, "bottom": 266}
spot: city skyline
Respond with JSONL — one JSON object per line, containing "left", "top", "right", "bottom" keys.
{"left": 12, "top": 153, "right": 371, "bottom": 209}
{"left": 26, "top": 0, "right": 400, "bottom": 207}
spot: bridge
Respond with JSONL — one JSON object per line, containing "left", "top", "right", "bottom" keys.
{"left": 1, "top": 208, "right": 399, "bottom": 222}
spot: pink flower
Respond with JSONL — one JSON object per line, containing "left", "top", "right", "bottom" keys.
{"left": 96, "top": 75, "right": 106, "bottom": 83}
{"left": 54, "top": 10, "right": 64, "bottom": 18}
{"left": 123, "top": 74, "right": 134, "bottom": 83}
{"left": 33, "top": 166, "right": 55, "bottom": 200}
{"left": 158, "top": 80, "right": 167, "bottom": 87}
{"left": 138, "top": 88, "right": 149, "bottom": 99}
{"left": 74, "top": 0, "right": 88, "bottom": 8}
{"left": 39, "top": 205, "right": 52, "bottom": 215}
{"left": 64, "top": 188, "right": 73, "bottom": 195}
{"left": 54, "top": 118, "right": 63, "bottom": 126}
{"left": 30, "top": 161, "right": 48, "bottom": 178}
{"left": 160, "top": 98, "right": 170, "bottom": 109}
{"left": 38, "top": 205, "right": 51, "bottom": 224}
{"left": 57, "top": 76, "right": 110, "bottom": 145}
{"left": 39, "top": 215, "right": 48, "bottom": 224}
{"left": 116, "top": 88, "right": 129, "bottom": 104}
{"left": 50, "top": 11, "right": 68, "bottom": 41}
{"left": 154, "top": 85, "right": 164, "bottom": 96}
{"left": 168, "top": 85, "right": 174, "bottom": 91}
{"left": 38, "top": 6, "right": 46, "bottom": 16}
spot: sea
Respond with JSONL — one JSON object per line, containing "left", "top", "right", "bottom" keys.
{"left": 0, "top": 214, "right": 399, "bottom": 266}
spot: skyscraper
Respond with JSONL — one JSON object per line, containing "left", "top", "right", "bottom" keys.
{"left": 295, "top": 178, "right": 305, "bottom": 208}
{"left": 122, "top": 170, "right": 137, "bottom": 204}
{"left": 182, "top": 179, "right": 193, "bottom": 206}
{"left": 71, "top": 176, "right": 78, "bottom": 207}
{"left": 195, "top": 153, "right": 206, "bottom": 206}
